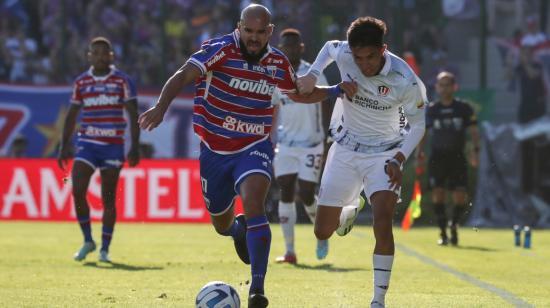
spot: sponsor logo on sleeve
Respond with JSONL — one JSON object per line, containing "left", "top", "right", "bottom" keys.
{"left": 206, "top": 51, "right": 225, "bottom": 68}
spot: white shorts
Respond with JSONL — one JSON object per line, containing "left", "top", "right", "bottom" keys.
{"left": 317, "top": 142, "right": 401, "bottom": 207}
{"left": 273, "top": 142, "right": 324, "bottom": 183}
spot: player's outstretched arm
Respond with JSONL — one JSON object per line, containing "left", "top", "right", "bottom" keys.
{"left": 289, "top": 81, "right": 357, "bottom": 104}
{"left": 125, "top": 98, "right": 140, "bottom": 166}
{"left": 57, "top": 104, "right": 81, "bottom": 170}
{"left": 139, "top": 63, "right": 202, "bottom": 131}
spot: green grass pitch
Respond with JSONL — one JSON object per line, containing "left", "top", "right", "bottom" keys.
{"left": 0, "top": 222, "right": 548, "bottom": 307}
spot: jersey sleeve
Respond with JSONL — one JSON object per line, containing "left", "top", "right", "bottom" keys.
{"left": 186, "top": 41, "right": 229, "bottom": 75}
{"left": 464, "top": 102, "right": 477, "bottom": 127}
{"left": 402, "top": 76, "right": 428, "bottom": 121}
{"left": 122, "top": 75, "right": 137, "bottom": 102}
{"left": 70, "top": 81, "right": 82, "bottom": 105}
{"left": 316, "top": 72, "right": 329, "bottom": 87}
{"left": 399, "top": 75, "right": 428, "bottom": 159}
{"left": 276, "top": 58, "right": 297, "bottom": 94}
{"left": 307, "top": 40, "right": 341, "bottom": 78}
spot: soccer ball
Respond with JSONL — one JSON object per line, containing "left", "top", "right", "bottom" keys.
{"left": 195, "top": 281, "right": 240, "bottom": 308}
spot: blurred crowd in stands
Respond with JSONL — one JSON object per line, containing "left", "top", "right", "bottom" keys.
{"left": 0, "top": 0, "right": 547, "bottom": 121}
{"left": 0, "top": 0, "right": 447, "bottom": 89}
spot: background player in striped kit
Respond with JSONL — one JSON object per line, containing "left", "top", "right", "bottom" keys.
{"left": 271, "top": 28, "right": 330, "bottom": 264}
{"left": 138, "top": 5, "right": 297, "bottom": 308}
{"left": 58, "top": 37, "right": 140, "bottom": 263}
{"left": 296, "top": 17, "right": 427, "bottom": 307}
{"left": 416, "top": 71, "right": 480, "bottom": 246}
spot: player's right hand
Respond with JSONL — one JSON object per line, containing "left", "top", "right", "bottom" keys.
{"left": 339, "top": 81, "right": 358, "bottom": 100}
{"left": 138, "top": 105, "right": 166, "bottom": 131}
{"left": 297, "top": 73, "right": 317, "bottom": 94}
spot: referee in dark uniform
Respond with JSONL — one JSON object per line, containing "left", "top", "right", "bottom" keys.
{"left": 416, "top": 71, "right": 480, "bottom": 246}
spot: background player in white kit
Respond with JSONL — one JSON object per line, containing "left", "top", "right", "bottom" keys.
{"left": 271, "top": 28, "right": 330, "bottom": 264}
{"left": 296, "top": 17, "right": 427, "bottom": 307}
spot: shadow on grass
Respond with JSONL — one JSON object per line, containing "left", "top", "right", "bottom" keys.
{"left": 454, "top": 245, "right": 499, "bottom": 252}
{"left": 83, "top": 261, "right": 163, "bottom": 271}
{"left": 292, "top": 263, "right": 367, "bottom": 273}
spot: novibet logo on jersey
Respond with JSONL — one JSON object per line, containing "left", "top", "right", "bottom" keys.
{"left": 228, "top": 78, "right": 275, "bottom": 96}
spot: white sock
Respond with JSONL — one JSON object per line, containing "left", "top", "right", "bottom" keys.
{"left": 278, "top": 201, "right": 296, "bottom": 254}
{"left": 371, "top": 254, "right": 394, "bottom": 306}
{"left": 303, "top": 196, "right": 317, "bottom": 223}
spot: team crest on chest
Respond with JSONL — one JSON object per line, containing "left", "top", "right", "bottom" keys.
{"left": 378, "top": 85, "right": 390, "bottom": 96}
{"left": 266, "top": 65, "right": 277, "bottom": 78}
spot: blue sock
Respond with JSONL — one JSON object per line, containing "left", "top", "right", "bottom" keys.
{"left": 77, "top": 215, "right": 93, "bottom": 243}
{"left": 246, "top": 215, "right": 271, "bottom": 295}
{"left": 101, "top": 226, "right": 114, "bottom": 252}
{"left": 221, "top": 217, "right": 245, "bottom": 239}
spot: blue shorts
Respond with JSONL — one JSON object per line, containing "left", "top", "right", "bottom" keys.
{"left": 74, "top": 140, "right": 125, "bottom": 170}
{"left": 199, "top": 140, "right": 274, "bottom": 216}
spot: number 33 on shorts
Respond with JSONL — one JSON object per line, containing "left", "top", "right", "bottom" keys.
{"left": 305, "top": 154, "right": 323, "bottom": 169}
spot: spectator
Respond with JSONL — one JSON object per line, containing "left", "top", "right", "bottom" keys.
{"left": 515, "top": 44, "right": 547, "bottom": 123}
{"left": 520, "top": 15, "right": 547, "bottom": 48}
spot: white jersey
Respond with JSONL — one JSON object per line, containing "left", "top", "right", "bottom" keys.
{"left": 272, "top": 60, "right": 328, "bottom": 147}
{"left": 308, "top": 41, "right": 427, "bottom": 159}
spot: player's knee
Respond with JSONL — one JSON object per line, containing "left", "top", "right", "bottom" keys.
{"left": 213, "top": 223, "right": 229, "bottom": 235}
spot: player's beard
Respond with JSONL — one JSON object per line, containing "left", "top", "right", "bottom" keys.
{"left": 240, "top": 38, "right": 267, "bottom": 64}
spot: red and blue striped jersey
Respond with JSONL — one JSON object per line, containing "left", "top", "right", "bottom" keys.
{"left": 187, "top": 30, "right": 297, "bottom": 154}
{"left": 70, "top": 66, "right": 137, "bottom": 145}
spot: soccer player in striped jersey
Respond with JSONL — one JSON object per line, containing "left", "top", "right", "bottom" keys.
{"left": 271, "top": 28, "right": 330, "bottom": 264}
{"left": 296, "top": 17, "right": 427, "bottom": 307}
{"left": 58, "top": 37, "right": 140, "bottom": 263}
{"left": 139, "top": 5, "right": 296, "bottom": 308}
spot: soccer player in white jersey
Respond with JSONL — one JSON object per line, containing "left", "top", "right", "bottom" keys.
{"left": 295, "top": 17, "right": 427, "bottom": 307}
{"left": 271, "top": 28, "right": 330, "bottom": 264}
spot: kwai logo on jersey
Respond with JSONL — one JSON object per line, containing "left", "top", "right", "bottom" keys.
{"left": 84, "top": 126, "right": 117, "bottom": 137}
{"left": 222, "top": 116, "right": 266, "bottom": 135}
{"left": 378, "top": 85, "right": 390, "bottom": 97}
{"left": 228, "top": 78, "right": 275, "bottom": 96}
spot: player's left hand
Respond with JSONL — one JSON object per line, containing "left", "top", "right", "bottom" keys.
{"left": 138, "top": 105, "right": 167, "bottom": 131}
{"left": 385, "top": 160, "right": 403, "bottom": 190}
{"left": 127, "top": 146, "right": 140, "bottom": 167}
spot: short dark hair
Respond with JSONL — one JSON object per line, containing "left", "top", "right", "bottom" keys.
{"left": 347, "top": 16, "right": 387, "bottom": 48}
{"left": 89, "top": 36, "right": 112, "bottom": 51}
{"left": 279, "top": 28, "right": 301, "bottom": 40}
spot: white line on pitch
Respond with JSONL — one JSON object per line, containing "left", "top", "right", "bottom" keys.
{"left": 396, "top": 243, "right": 533, "bottom": 307}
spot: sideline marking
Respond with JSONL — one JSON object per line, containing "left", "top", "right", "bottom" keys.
{"left": 397, "top": 243, "right": 533, "bottom": 307}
